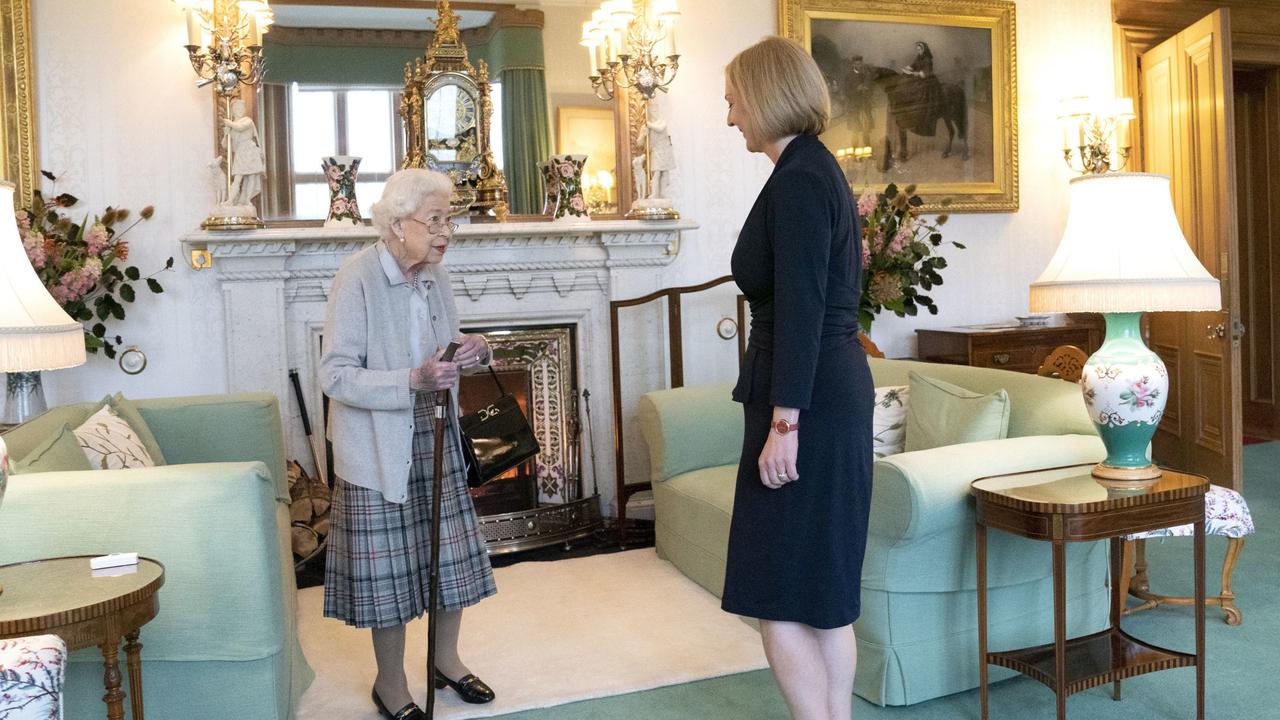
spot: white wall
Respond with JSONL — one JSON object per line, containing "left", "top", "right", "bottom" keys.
{"left": 30, "top": 0, "right": 1114, "bottom": 404}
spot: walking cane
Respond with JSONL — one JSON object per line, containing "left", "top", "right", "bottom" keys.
{"left": 425, "top": 342, "right": 460, "bottom": 720}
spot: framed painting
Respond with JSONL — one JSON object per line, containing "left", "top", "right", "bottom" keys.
{"left": 780, "top": 0, "right": 1018, "bottom": 212}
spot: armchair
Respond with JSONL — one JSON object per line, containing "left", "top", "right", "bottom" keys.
{"left": 0, "top": 393, "right": 313, "bottom": 720}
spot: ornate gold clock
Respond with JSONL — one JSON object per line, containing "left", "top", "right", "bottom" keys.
{"left": 401, "top": 0, "right": 508, "bottom": 219}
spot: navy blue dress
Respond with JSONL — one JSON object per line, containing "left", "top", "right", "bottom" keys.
{"left": 722, "top": 133, "right": 874, "bottom": 629}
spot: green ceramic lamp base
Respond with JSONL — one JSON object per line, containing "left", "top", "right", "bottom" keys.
{"left": 1082, "top": 312, "right": 1169, "bottom": 490}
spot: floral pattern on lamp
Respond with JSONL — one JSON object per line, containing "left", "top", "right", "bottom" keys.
{"left": 323, "top": 156, "right": 362, "bottom": 227}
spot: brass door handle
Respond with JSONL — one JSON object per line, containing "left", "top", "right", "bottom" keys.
{"left": 1207, "top": 323, "right": 1226, "bottom": 339}
{"left": 992, "top": 353, "right": 1011, "bottom": 365}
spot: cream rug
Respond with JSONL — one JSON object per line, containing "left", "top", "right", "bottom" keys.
{"left": 296, "top": 549, "right": 768, "bottom": 719}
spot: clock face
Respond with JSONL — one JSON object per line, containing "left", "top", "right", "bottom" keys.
{"left": 425, "top": 81, "right": 480, "bottom": 171}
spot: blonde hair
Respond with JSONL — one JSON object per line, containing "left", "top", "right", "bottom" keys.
{"left": 725, "top": 36, "right": 830, "bottom": 141}
{"left": 370, "top": 169, "right": 454, "bottom": 242}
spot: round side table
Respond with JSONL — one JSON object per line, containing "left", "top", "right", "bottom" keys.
{"left": 0, "top": 556, "right": 165, "bottom": 720}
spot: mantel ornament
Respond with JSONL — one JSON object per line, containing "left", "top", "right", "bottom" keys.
{"left": 400, "top": 0, "right": 509, "bottom": 220}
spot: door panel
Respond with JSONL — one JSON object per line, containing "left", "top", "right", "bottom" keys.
{"left": 1140, "top": 9, "right": 1242, "bottom": 489}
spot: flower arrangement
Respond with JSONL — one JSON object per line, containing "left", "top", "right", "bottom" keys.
{"left": 17, "top": 171, "right": 172, "bottom": 359}
{"left": 856, "top": 183, "right": 964, "bottom": 333}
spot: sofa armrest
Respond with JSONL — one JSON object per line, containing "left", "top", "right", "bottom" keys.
{"left": 135, "top": 393, "right": 288, "bottom": 501}
{"left": 638, "top": 384, "right": 742, "bottom": 484}
{"left": 0, "top": 463, "right": 287, "bottom": 663}
{"left": 870, "top": 434, "right": 1106, "bottom": 543}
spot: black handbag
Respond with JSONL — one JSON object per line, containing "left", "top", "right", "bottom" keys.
{"left": 458, "top": 367, "right": 541, "bottom": 487}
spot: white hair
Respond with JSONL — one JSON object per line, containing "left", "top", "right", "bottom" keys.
{"left": 370, "top": 169, "right": 454, "bottom": 241}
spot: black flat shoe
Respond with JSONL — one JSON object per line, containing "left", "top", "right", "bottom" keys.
{"left": 372, "top": 688, "right": 427, "bottom": 719}
{"left": 433, "top": 669, "right": 496, "bottom": 704}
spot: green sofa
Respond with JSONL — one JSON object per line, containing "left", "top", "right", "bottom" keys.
{"left": 0, "top": 393, "right": 314, "bottom": 719}
{"left": 638, "top": 357, "right": 1112, "bottom": 706}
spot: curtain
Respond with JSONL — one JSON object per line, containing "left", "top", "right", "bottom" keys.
{"left": 500, "top": 68, "right": 551, "bottom": 215}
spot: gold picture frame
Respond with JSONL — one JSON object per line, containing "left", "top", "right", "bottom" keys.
{"left": 0, "top": 0, "right": 37, "bottom": 206}
{"left": 779, "top": 0, "right": 1018, "bottom": 212}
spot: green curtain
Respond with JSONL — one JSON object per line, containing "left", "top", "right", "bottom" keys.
{"left": 501, "top": 68, "right": 551, "bottom": 215}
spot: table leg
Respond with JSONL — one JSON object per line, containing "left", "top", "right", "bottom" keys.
{"left": 100, "top": 635, "right": 125, "bottom": 720}
{"left": 1110, "top": 537, "right": 1122, "bottom": 701}
{"left": 1053, "top": 539, "right": 1067, "bottom": 720}
{"left": 1195, "top": 520, "right": 1205, "bottom": 720}
{"left": 977, "top": 521, "right": 988, "bottom": 720}
{"left": 125, "top": 630, "right": 144, "bottom": 720}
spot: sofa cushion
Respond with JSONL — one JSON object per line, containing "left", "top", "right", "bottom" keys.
{"left": 905, "top": 371, "right": 1010, "bottom": 452}
{"left": 73, "top": 404, "right": 158, "bottom": 469}
{"left": 872, "top": 385, "right": 909, "bottom": 458}
{"left": 638, "top": 384, "right": 742, "bottom": 483}
{"left": 13, "top": 424, "right": 93, "bottom": 474}
{"left": 103, "top": 393, "right": 168, "bottom": 465}
{"left": 869, "top": 357, "right": 1094, "bottom": 439}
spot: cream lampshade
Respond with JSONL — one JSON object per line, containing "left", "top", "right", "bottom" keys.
{"left": 1030, "top": 172, "right": 1220, "bottom": 488}
{"left": 0, "top": 180, "right": 87, "bottom": 423}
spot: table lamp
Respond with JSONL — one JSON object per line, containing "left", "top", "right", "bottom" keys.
{"left": 0, "top": 180, "right": 87, "bottom": 425}
{"left": 1029, "top": 172, "right": 1220, "bottom": 489}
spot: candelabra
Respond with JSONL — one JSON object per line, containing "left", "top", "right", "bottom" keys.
{"left": 174, "top": 0, "right": 273, "bottom": 230}
{"left": 581, "top": 1, "right": 681, "bottom": 219}
{"left": 1059, "top": 96, "right": 1135, "bottom": 175}
{"left": 835, "top": 145, "right": 874, "bottom": 187}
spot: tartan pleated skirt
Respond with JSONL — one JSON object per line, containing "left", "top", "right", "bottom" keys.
{"left": 323, "top": 392, "right": 497, "bottom": 628}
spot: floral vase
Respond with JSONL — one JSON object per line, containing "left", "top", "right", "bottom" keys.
{"left": 322, "top": 156, "right": 362, "bottom": 227}
{"left": 549, "top": 154, "right": 589, "bottom": 221}
{"left": 538, "top": 160, "right": 561, "bottom": 216}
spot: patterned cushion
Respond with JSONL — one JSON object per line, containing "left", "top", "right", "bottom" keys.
{"left": 0, "top": 634, "right": 66, "bottom": 719}
{"left": 872, "top": 385, "right": 909, "bottom": 458}
{"left": 73, "top": 404, "right": 157, "bottom": 470}
{"left": 1127, "top": 484, "right": 1255, "bottom": 539}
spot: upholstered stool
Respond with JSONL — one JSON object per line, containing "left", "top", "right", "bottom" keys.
{"left": 1124, "top": 484, "right": 1255, "bottom": 625}
{"left": 0, "top": 634, "right": 66, "bottom": 719}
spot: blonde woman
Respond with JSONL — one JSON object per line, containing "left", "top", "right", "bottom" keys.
{"left": 321, "top": 169, "right": 496, "bottom": 719}
{"left": 723, "top": 37, "right": 874, "bottom": 720}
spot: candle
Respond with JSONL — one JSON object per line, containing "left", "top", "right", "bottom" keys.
{"left": 587, "top": 44, "right": 596, "bottom": 73}
{"left": 665, "top": 20, "right": 677, "bottom": 56}
{"left": 185, "top": 9, "right": 201, "bottom": 46}
{"left": 246, "top": 13, "right": 261, "bottom": 46}
{"left": 1077, "top": 122, "right": 1086, "bottom": 149}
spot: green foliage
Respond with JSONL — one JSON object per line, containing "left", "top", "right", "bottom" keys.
{"left": 16, "top": 171, "right": 172, "bottom": 359}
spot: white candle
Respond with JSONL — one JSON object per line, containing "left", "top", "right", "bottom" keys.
{"left": 247, "top": 13, "right": 261, "bottom": 45}
{"left": 185, "top": 10, "right": 201, "bottom": 46}
{"left": 664, "top": 20, "right": 677, "bottom": 56}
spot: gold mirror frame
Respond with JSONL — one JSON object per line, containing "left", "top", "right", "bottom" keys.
{"left": 0, "top": 0, "right": 37, "bottom": 206}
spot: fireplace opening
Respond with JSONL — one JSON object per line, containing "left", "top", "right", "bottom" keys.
{"left": 459, "top": 367, "right": 538, "bottom": 517}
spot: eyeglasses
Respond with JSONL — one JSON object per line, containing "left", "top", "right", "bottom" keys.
{"left": 405, "top": 216, "right": 459, "bottom": 235}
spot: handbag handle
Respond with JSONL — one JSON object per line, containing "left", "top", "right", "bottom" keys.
{"left": 480, "top": 364, "right": 509, "bottom": 397}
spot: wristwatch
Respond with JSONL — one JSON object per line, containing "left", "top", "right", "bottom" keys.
{"left": 772, "top": 419, "right": 799, "bottom": 436}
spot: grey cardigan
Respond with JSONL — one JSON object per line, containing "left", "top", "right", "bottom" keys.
{"left": 320, "top": 243, "right": 468, "bottom": 503}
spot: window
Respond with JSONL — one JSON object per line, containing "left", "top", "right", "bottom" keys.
{"left": 284, "top": 84, "right": 404, "bottom": 220}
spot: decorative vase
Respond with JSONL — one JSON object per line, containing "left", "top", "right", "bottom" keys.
{"left": 322, "top": 156, "right": 362, "bottom": 227}
{"left": 549, "top": 154, "right": 589, "bottom": 222}
{"left": 2, "top": 371, "right": 46, "bottom": 425}
{"left": 538, "top": 160, "right": 561, "bottom": 216}
{"left": 1080, "top": 312, "right": 1169, "bottom": 489}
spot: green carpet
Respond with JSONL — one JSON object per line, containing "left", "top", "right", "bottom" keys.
{"left": 494, "top": 441, "right": 1280, "bottom": 719}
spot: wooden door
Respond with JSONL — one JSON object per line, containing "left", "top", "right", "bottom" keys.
{"left": 1234, "top": 68, "right": 1280, "bottom": 440}
{"left": 1140, "top": 9, "right": 1243, "bottom": 489}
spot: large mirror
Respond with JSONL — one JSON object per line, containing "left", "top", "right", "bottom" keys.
{"left": 259, "top": 0, "right": 630, "bottom": 221}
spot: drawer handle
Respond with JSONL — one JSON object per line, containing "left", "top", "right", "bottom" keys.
{"left": 993, "top": 353, "right": 1011, "bottom": 365}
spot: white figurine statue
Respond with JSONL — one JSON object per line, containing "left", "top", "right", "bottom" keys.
{"left": 207, "top": 157, "right": 228, "bottom": 207}
{"left": 220, "top": 98, "right": 266, "bottom": 210}
{"left": 629, "top": 98, "right": 679, "bottom": 219}
{"left": 631, "top": 153, "right": 648, "bottom": 200}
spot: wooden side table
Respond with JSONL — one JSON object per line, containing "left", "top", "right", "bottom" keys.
{"left": 972, "top": 466, "right": 1206, "bottom": 720}
{"left": 0, "top": 556, "right": 165, "bottom": 720}
{"left": 916, "top": 323, "right": 1100, "bottom": 374}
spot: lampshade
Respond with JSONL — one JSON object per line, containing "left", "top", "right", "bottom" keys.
{"left": 0, "top": 181, "right": 87, "bottom": 372}
{"left": 1029, "top": 172, "right": 1221, "bottom": 314}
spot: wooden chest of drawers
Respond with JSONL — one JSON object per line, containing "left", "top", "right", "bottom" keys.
{"left": 915, "top": 323, "right": 1100, "bottom": 374}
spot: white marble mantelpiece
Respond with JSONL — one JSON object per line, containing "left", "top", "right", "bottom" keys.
{"left": 180, "top": 218, "right": 696, "bottom": 516}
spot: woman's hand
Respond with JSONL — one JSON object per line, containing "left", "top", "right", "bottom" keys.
{"left": 410, "top": 348, "right": 460, "bottom": 391}
{"left": 453, "top": 334, "right": 490, "bottom": 368}
{"left": 757, "top": 413, "right": 800, "bottom": 489}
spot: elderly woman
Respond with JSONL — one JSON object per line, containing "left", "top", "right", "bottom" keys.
{"left": 321, "top": 169, "right": 496, "bottom": 719}
{"left": 723, "top": 37, "right": 873, "bottom": 720}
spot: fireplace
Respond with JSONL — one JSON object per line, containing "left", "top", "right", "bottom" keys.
{"left": 458, "top": 324, "right": 601, "bottom": 553}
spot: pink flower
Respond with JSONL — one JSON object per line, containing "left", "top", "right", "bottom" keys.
{"left": 325, "top": 163, "right": 342, "bottom": 181}
{"left": 84, "top": 222, "right": 110, "bottom": 256}
{"left": 82, "top": 257, "right": 103, "bottom": 283}
{"left": 22, "top": 229, "right": 46, "bottom": 268}
{"left": 330, "top": 197, "right": 349, "bottom": 216}
{"left": 15, "top": 210, "right": 30, "bottom": 232}
{"left": 558, "top": 161, "right": 575, "bottom": 178}
{"left": 860, "top": 238, "right": 871, "bottom": 268}
{"left": 857, "top": 189, "right": 877, "bottom": 218}
{"left": 888, "top": 224, "right": 913, "bottom": 255}
{"left": 569, "top": 195, "right": 586, "bottom": 212}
